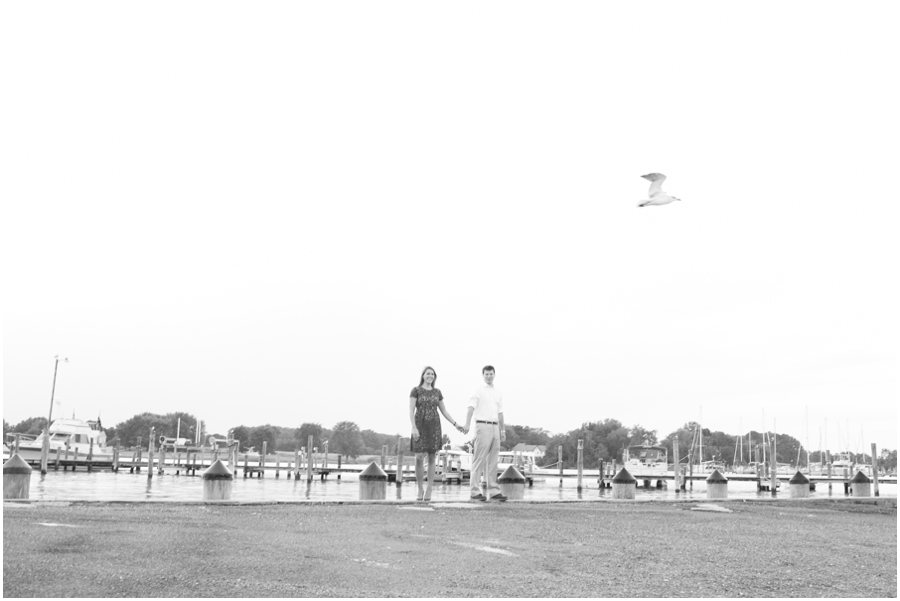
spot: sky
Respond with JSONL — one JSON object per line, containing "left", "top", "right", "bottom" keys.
{"left": 3, "top": 2, "right": 898, "bottom": 455}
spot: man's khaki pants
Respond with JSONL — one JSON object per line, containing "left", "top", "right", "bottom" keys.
{"left": 470, "top": 422, "right": 500, "bottom": 498}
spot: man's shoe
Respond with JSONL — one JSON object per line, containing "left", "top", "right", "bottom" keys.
{"left": 490, "top": 493, "right": 508, "bottom": 502}
{"left": 470, "top": 494, "right": 487, "bottom": 501}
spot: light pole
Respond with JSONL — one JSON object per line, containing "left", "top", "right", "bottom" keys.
{"left": 40, "top": 355, "right": 68, "bottom": 474}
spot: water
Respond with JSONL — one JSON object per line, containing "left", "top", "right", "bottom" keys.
{"left": 18, "top": 468, "right": 897, "bottom": 503}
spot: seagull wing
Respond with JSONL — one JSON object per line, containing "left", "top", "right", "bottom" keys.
{"left": 641, "top": 173, "right": 667, "bottom": 197}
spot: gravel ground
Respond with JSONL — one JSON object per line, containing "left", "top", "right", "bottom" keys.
{"left": 3, "top": 498, "right": 896, "bottom": 598}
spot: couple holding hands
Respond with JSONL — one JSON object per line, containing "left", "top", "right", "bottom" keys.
{"left": 408, "top": 365, "right": 507, "bottom": 502}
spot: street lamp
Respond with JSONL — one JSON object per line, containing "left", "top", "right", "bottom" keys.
{"left": 40, "top": 355, "right": 68, "bottom": 474}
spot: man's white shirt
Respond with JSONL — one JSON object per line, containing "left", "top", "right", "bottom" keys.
{"left": 468, "top": 383, "right": 503, "bottom": 421}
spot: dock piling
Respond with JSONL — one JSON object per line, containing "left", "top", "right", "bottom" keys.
{"left": 789, "top": 471, "right": 810, "bottom": 498}
{"left": 673, "top": 437, "right": 681, "bottom": 492}
{"left": 576, "top": 440, "right": 584, "bottom": 492}
{"left": 769, "top": 439, "right": 777, "bottom": 496}
{"left": 202, "top": 459, "right": 234, "bottom": 501}
{"left": 611, "top": 468, "right": 636, "bottom": 500}
{"left": 558, "top": 446, "right": 563, "bottom": 488}
{"left": 498, "top": 465, "right": 525, "bottom": 500}
{"left": 871, "top": 443, "right": 880, "bottom": 497}
{"left": 3, "top": 454, "right": 32, "bottom": 500}
{"left": 359, "top": 461, "right": 388, "bottom": 500}
{"left": 851, "top": 471, "right": 872, "bottom": 497}
{"left": 706, "top": 469, "right": 728, "bottom": 499}
{"left": 395, "top": 436, "right": 403, "bottom": 488}
{"left": 307, "top": 436, "right": 314, "bottom": 482}
{"left": 147, "top": 429, "right": 155, "bottom": 480}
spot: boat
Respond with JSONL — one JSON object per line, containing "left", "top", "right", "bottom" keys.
{"left": 623, "top": 444, "right": 669, "bottom": 475}
{"left": 831, "top": 451, "right": 872, "bottom": 476}
{"left": 435, "top": 448, "right": 473, "bottom": 481}
{"left": 6, "top": 417, "right": 112, "bottom": 462}
{"left": 498, "top": 450, "right": 544, "bottom": 473}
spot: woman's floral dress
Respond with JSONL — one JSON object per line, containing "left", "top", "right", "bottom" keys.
{"left": 410, "top": 386, "right": 443, "bottom": 454}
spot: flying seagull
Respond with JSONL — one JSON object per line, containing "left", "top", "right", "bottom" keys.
{"left": 638, "top": 173, "right": 681, "bottom": 207}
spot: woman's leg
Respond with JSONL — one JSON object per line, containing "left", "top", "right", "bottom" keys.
{"left": 425, "top": 453, "right": 437, "bottom": 500}
{"left": 415, "top": 452, "right": 425, "bottom": 499}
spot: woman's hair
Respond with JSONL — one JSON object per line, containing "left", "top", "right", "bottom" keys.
{"left": 418, "top": 366, "right": 437, "bottom": 387}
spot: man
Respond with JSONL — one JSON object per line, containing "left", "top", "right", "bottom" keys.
{"left": 463, "top": 365, "right": 506, "bottom": 502}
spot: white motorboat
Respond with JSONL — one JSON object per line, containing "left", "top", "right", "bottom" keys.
{"left": 623, "top": 444, "right": 669, "bottom": 475}
{"left": 6, "top": 418, "right": 112, "bottom": 462}
{"left": 435, "top": 448, "right": 473, "bottom": 480}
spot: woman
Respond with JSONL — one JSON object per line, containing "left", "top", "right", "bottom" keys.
{"left": 409, "top": 366, "right": 463, "bottom": 501}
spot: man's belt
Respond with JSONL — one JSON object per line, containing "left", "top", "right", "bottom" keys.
{"left": 476, "top": 420, "right": 498, "bottom": 425}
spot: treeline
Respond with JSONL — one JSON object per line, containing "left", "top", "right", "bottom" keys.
{"left": 4, "top": 414, "right": 897, "bottom": 470}
{"left": 541, "top": 419, "right": 898, "bottom": 472}
{"left": 3, "top": 414, "right": 414, "bottom": 460}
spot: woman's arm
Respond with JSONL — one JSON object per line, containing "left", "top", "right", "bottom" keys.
{"left": 436, "top": 400, "right": 459, "bottom": 429}
{"left": 409, "top": 396, "right": 420, "bottom": 439}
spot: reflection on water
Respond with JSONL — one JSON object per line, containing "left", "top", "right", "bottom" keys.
{"left": 22, "top": 470, "right": 897, "bottom": 503}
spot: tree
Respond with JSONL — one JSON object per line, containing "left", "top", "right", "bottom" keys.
{"left": 298, "top": 422, "right": 324, "bottom": 451}
{"left": 509, "top": 425, "right": 551, "bottom": 446}
{"left": 275, "top": 428, "right": 301, "bottom": 452}
{"left": 330, "top": 421, "right": 364, "bottom": 458}
{"left": 248, "top": 425, "right": 279, "bottom": 454}
{"left": 628, "top": 424, "right": 658, "bottom": 446}
{"left": 8, "top": 417, "right": 49, "bottom": 437}
{"left": 112, "top": 412, "right": 199, "bottom": 447}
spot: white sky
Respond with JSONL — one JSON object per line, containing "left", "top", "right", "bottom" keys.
{"left": 3, "top": 2, "right": 898, "bottom": 454}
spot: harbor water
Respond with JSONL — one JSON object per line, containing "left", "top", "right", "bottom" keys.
{"left": 16, "top": 467, "right": 897, "bottom": 503}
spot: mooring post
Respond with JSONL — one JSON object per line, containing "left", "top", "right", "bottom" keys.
{"left": 769, "top": 438, "right": 777, "bottom": 496}
{"left": 260, "top": 441, "right": 267, "bottom": 478}
{"left": 202, "top": 459, "right": 233, "bottom": 501}
{"left": 337, "top": 454, "right": 342, "bottom": 480}
{"left": 147, "top": 429, "right": 155, "bottom": 480}
{"left": 307, "top": 436, "right": 314, "bottom": 482}
{"left": 499, "top": 465, "right": 525, "bottom": 500}
{"left": 243, "top": 452, "right": 249, "bottom": 478}
{"left": 158, "top": 440, "right": 165, "bottom": 476}
{"left": 612, "top": 468, "right": 636, "bottom": 499}
{"left": 87, "top": 439, "right": 94, "bottom": 472}
{"left": 64, "top": 439, "right": 71, "bottom": 471}
{"left": 850, "top": 470, "right": 871, "bottom": 497}
{"left": 706, "top": 469, "right": 728, "bottom": 499}
{"left": 381, "top": 444, "right": 387, "bottom": 468}
{"left": 576, "top": 439, "right": 584, "bottom": 492}
{"left": 136, "top": 436, "right": 143, "bottom": 473}
{"left": 598, "top": 460, "right": 604, "bottom": 489}
{"left": 673, "top": 437, "right": 680, "bottom": 492}
{"left": 558, "top": 445, "right": 563, "bottom": 488}
{"left": 113, "top": 439, "right": 120, "bottom": 472}
{"left": 3, "top": 454, "right": 32, "bottom": 500}
{"left": 275, "top": 451, "right": 280, "bottom": 478}
{"left": 789, "top": 471, "right": 810, "bottom": 498}
{"left": 359, "top": 461, "right": 387, "bottom": 500}
{"left": 871, "top": 443, "right": 880, "bottom": 497}
{"left": 54, "top": 443, "right": 61, "bottom": 471}
{"left": 395, "top": 436, "right": 403, "bottom": 488}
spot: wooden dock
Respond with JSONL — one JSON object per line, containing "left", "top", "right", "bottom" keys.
{"left": 15, "top": 453, "right": 895, "bottom": 494}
